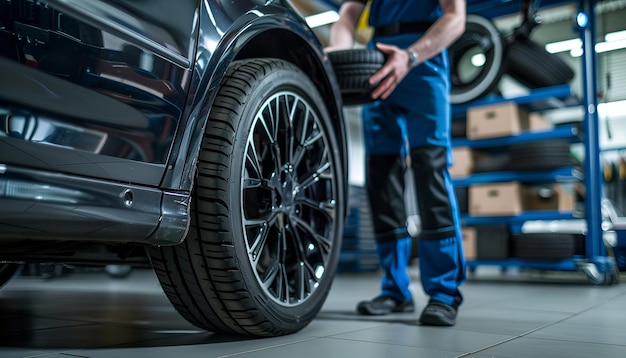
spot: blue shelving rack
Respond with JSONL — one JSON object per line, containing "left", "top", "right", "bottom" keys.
{"left": 457, "top": 0, "right": 618, "bottom": 283}
{"left": 321, "top": 0, "right": 617, "bottom": 281}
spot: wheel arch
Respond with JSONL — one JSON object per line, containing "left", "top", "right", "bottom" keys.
{"left": 163, "top": 16, "right": 347, "bottom": 195}
{"left": 155, "top": 13, "right": 348, "bottom": 245}
{"left": 234, "top": 28, "right": 348, "bottom": 181}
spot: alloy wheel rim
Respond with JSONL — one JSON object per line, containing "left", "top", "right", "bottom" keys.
{"left": 241, "top": 90, "right": 338, "bottom": 307}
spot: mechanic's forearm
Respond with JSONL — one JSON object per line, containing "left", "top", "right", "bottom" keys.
{"left": 328, "top": 2, "right": 364, "bottom": 49}
{"left": 407, "top": 0, "right": 466, "bottom": 63}
{"left": 329, "top": 22, "right": 357, "bottom": 49}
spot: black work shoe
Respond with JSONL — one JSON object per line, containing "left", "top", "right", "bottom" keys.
{"left": 419, "top": 300, "right": 457, "bottom": 326}
{"left": 357, "top": 296, "right": 415, "bottom": 316}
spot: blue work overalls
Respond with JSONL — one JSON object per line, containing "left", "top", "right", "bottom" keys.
{"left": 361, "top": 0, "right": 466, "bottom": 307}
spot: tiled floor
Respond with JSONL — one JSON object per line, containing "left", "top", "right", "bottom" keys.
{"left": 1, "top": 265, "right": 625, "bottom": 358}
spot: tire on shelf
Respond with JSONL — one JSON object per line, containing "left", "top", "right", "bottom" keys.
{"left": 449, "top": 14, "right": 506, "bottom": 104}
{"left": 508, "top": 139, "right": 573, "bottom": 171}
{"left": 328, "top": 49, "right": 385, "bottom": 106}
{"left": 147, "top": 58, "right": 345, "bottom": 337}
{"left": 511, "top": 233, "right": 577, "bottom": 260}
{"left": 505, "top": 38, "right": 575, "bottom": 89}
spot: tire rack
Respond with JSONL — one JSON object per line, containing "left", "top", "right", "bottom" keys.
{"left": 456, "top": 0, "right": 618, "bottom": 284}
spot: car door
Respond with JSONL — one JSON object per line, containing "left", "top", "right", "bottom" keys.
{"left": 0, "top": 0, "right": 198, "bottom": 185}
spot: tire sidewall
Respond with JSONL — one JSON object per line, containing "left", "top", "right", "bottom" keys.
{"left": 224, "top": 61, "right": 344, "bottom": 327}
{"left": 450, "top": 14, "right": 505, "bottom": 104}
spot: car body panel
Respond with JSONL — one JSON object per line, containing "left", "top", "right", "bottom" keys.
{"left": 0, "top": 0, "right": 345, "bottom": 249}
{"left": 0, "top": 0, "right": 195, "bottom": 183}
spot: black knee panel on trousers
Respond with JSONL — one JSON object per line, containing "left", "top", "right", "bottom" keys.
{"left": 366, "top": 154, "right": 409, "bottom": 242}
{"left": 410, "top": 146, "right": 456, "bottom": 240}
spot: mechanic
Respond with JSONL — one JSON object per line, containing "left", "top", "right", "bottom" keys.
{"left": 327, "top": 0, "right": 467, "bottom": 326}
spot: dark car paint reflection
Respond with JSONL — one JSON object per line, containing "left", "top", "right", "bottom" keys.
{"left": 0, "top": 0, "right": 345, "bottom": 251}
{"left": 0, "top": 0, "right": 192, "bottom": 165}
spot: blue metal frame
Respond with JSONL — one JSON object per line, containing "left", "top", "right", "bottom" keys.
{"left": 452, "top": 121, "right": 580, "bottom": 148}
{"left": 467, "top": 257, "right": 581, "bottom": 271}
{"left": 454, "top": 0, "right": 615, "bottom": 280}
{"left": 453, "top": 166, "right": 582, "bottom": 186}
{"left": 462, "top": 211, "right": 580, "bottom": 227}
{"left": 451, "top": 84, "right": 579, "bottom": 116}
{"left": 577, "top": 0, "right": 614, "bottom": 273}
{"left": 324, "top": 0, "right": 614, "bottom": 279}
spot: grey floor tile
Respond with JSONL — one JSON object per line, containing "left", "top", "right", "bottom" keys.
{"left": 1, "top": 266, "right": 626, "bottom": 357}
{"left": 473, "top": 285, "right": 624, "bottom": 313}
{"left": 527, "top": 320, "right": 626, "bottom": 346}
{"left": 0, "top": 322, "right": 202, "bottom": 351}
{"left": 61, "top": 335, "right": 322, "bottom": 358}
{"left": 0, "top": 314, "right": 92, "bottom": 335}
{"left": 218, "top": 336, "right": 464, "bottom": 358}
{"left": 463, "top": 336, "right": 626, "bottom": 358}
{"left": 297, "top": 315, "right": 393, "bottom": 337}
{"left": 452, "top": 305, "right": 572, "bottom": 335}
{"left": 0, "top": 347, "right": 52, "bottom": 358}
{"left": 329, "top": 322, "right": 513, "bottom": 352}
{"left": 560, "top": 295, "right": 626, "bottom": 327}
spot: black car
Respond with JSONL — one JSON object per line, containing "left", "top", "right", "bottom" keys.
{"left": 0, "top": 0, "right": 348, "bottom": 337}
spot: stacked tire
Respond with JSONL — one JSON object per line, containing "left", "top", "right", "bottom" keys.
{"left": 328, "top": 49, "right": 385, "bottom": 106}
{"left": 511, "top": 233, "right": 584, "bottom": 260}
{"left": 449, "top": 14, "right": 506, "bottom": 104}
{"left": 508, "top": 139, "right": 574, "bottom": 172}
{"left": 449, "top": 15, "right": 574, "bottom": 104}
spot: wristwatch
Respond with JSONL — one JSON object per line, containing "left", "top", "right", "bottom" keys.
{"left": 406, "top": 49, "right": 419, "bottom": 68}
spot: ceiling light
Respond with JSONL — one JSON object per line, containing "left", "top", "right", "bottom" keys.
{"left": 596, "top": 39, "right": 626, "bottom": 53}
{"left": 598, "top": 99, "right": 626, "bottom": 115}
{"left": 570, "top": 47, "right": 583, "bottom": 57}
{"left": 305, "top": 10, "right": 339, "bottom": 29}
{"left": 545, "top": 38, "right": 582, "bottom": 53}
{"left": 605, "top": 30, "right": 626, "bottom": 42}
{"left": 471, "top": 54, "right": 486, "bottom": 67}
{"left": 568, "top": 39, "right": 626, "bottom": 57}
{"left": 546, "top": 29, "right": 626, "bottom": 57}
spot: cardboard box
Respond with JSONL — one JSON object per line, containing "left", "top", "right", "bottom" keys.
{"left": 461, "top": 227, "right": 477, "bottom": 260}
{"left": 528, "top": 112, "right": 552, "bottom": 132}
{"left": 466, "top": 102, "right": 529, "bottom": 139}
{"left": 522, "top": 184, "right": 575, "bottom": 212}
{"left": 449, "top": 147, "right": 473, "bottom": 178}
{"left": 469, "top": 182, "right": 523, "bottom": 216}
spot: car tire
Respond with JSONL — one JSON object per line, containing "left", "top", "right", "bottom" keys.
{"left": 449, "top": 14, "right": 506, "bottom": 104}
{"left": 505, "top": 38, "right": 574, "bottom": 89}
{"left": 509, "top": 139, "right": 573, "bottom": 171}
{"left": 0, "top": 263, "right": 20, "bottom": 289}
{"left": 148, "top": 58, "right": 345, "bottom": 337}
{"left": 511, "top": 233, "right": 577, "bottom": 260}
{"left": 328, "top": 49, "right": 385, "bottom": 106}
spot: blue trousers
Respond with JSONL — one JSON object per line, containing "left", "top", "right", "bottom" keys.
{"left": 367, "top": 148, "right": 466, "bottom": 306}
{"left": 363, "top": 38, "right": 466, "bottom": 306}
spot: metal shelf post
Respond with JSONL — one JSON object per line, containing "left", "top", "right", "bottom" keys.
{"left": 578, "top": 0, "right": 613, "bottom": 273}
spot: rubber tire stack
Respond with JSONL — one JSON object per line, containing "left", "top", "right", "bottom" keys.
{"left": 328, "top": 49, "right": 385, "bottom": 106}
{"left": 508, "top": 139, "right": 573, "bottom": 171}
{"left": 449, "top": 15, "right": 575, "bottom": 104}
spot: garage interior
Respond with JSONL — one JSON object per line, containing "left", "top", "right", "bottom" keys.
{"left": 2, "top": 0, "right": 626, "bottom": 357}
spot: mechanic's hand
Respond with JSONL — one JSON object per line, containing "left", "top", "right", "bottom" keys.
{"left": 369, "top": 42, "right": 414, "bottom": 100}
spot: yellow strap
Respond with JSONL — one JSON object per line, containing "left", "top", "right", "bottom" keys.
{"left": 355, "top": 2, "right": 372, "bottom": 44}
